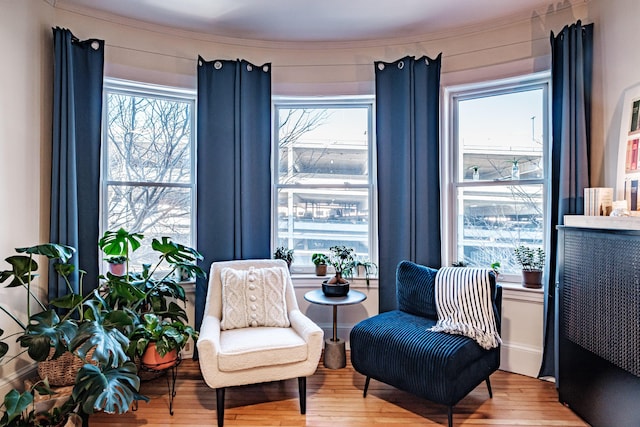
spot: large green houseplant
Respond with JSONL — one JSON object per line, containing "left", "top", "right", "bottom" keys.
{"left": 0, "top": 229, "right": 206, "bottom": 426}
{"left": 0, "top": 243, "right": 141, "bottom": 426}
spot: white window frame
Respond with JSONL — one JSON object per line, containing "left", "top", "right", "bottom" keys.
{"left": 271, "top": 96, "right": 378, "bottom": 274}
{"left": 100, "top": 78, "right": 197, "bottom": 264}
{"left": 442, "top": 72, "right": 550, "bottom": 283}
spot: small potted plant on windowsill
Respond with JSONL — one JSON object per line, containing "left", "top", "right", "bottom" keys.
{"left": 514, "top": 245, "right": 544, "bottom": 289}
{"left": 353, "top": 257, "right": 377, "bottom": 288}
{"left": 105, "top": 255, "right": 127, "bottom": 276}
{"left": 311, "top": 253, "right": 329, "bottom": 276}
{"left": 273, "top": 246, "right": 294, "bottom": 270}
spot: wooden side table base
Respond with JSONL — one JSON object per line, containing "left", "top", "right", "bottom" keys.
{"left": 324, "top": 338, "right": 346, "bottom": 369}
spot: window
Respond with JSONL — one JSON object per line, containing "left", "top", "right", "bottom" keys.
{"left": 273, "top": 98, "right": 376, "bottom": 272}
{"left": 102, "top": 80, "right": 196, "bottom": 267}
{"left": 444, "top": 73, "right": 549, "bottom": 279}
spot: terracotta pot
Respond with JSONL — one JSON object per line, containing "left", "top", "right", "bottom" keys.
{"left": 521, "top": 270, "right": 543, "bottom": 289}
{"left": 315, "top": 264, "right": 327, "bottom": 276}
{"left": 142, "top": 343, "right": 178, "bottom": 370}
{"left": 108, "top": 262, "right": 126, "bottom": 276}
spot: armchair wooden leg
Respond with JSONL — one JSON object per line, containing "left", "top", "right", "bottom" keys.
{"left": 485, "top": 377, "right": 493, "bottom": 398}
{"left": 298, "top": 377, "right": 306, "bottom": 414}
{"left": 447, "top": 406, "right": 453, "bottom": 427}
{"left": 216, "top": 388, "right": 225, "bottom": 427}
{"left": 363, "top": 376, "right": 371, "bottom": 397}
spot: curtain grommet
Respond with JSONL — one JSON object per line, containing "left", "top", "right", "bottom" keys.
{"left": 214, "top": 61, "right": 222, "bottom": 70}
{"left": 91, "top": 41, "right": 100, "bottom": 51}
{"left": 377, "top": 63, "right": 385, "bottom": 71}
{"left": 398, "top": 61, "right": 404, "bottom": 69}
{"left": 263, "top": 65, "right": 269, "bottom": 73}
{"left": 247, "top": 64, "right": 253, "bottom": 72}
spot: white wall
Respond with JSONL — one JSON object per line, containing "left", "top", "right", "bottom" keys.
{"left": 0, "top": 0, "right": 53, "bottom": 394}
{"left": 591, "top": 0, "right": 640, "bottom": 194}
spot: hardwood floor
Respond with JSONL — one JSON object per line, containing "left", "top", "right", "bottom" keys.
{"left": 91, "top": 354, "right": 587, "bottom": 426}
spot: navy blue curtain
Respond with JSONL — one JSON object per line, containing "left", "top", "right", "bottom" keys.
{"left": 539, "top": 21, "right": 593, "bottom": 380}
{"left": 375, "top": 55, "right": 442, "bottom": 312}
{"left": 50, "top": 28, "right": 104, "bottom": 298}
{"left": 195, "top": 58, "right": 272, "bottom": 333}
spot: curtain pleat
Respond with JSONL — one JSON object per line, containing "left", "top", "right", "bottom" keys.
{"left": 539, "top": 21, "right": 593, "bottom": 380}
{"left": 195, "top": 58, "right": 272, "bottom": 334}
{"left": 50, "top": 27, "right": 104, "bottom": 298}
{"left": 375, "top": 55, "right": 442, "bottom": 312}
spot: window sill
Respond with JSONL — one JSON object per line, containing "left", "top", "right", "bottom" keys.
{"left": 498, "top": 280, "right": 544, "bottom": 302}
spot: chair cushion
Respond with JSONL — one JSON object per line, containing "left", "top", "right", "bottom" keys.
{"left": 218, "top": 326, "right": 307, "bottom": 372}
{"left": 430, "top": 267, "right": 501, "bottom": 350}
{"left": 220, "top": 265, "right": 290, "bottom": 330}
{"left": 396, "top": 261, "right": 438, "bottom": 319}
{"left": 350, "top": 309, "right": 500, "bottom": 406}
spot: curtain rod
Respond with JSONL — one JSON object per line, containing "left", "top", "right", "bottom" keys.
{"left": 105, "top": 34, "right": 550, "bottom": 69}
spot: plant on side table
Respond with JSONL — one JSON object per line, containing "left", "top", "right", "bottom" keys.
{"left": 514, "top": 245, "right": 545, "bottom": 289}
{"left": 322, "top": 246, "right": 355, "bottom": 297}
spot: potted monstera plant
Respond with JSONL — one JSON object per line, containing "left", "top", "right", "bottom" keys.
{"left": 0, "top": 243, "right": 144, "bottom": 426}
{"left": 0, "top": 229, "right": 206, "bottom": 426}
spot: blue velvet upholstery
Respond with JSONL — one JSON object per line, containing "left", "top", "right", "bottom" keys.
{"left": 350, "top": 261, "right": 502, "bottom": 424}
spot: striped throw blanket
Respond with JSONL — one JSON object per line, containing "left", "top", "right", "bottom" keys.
{"left": 429, "top": 267, "right": 501, "bottom": 350}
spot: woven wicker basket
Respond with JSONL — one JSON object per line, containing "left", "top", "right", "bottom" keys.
{"left": 38, "top": 349, "right": 95, "bottom": 387}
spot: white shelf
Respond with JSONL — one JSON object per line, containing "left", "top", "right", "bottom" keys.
{"left": 564, "top": 214, "right": 640, "bottom": 230}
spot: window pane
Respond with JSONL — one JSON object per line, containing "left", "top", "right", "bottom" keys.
{"left": 458, "top": 89, "right": 544, "bottom": 182}
{"left": 103, "top": 82, "right": 196, "bottom": 271}
{"left": 106, "top": 185, "right": 192, "bottom": 268}
{"left": 276, "top": 188, "right": 369, "bottom": 266}
{"left": 274, "top": 100, "right": 373, "bottom": 270}
{"left": 277, "top": 107, "right": 368, "bottom": 185}
{"left": 106, "top": 93, "right": 192, "bottom": 184}
{"left": 457, "top": 184, "right": 544, "bottom": 274}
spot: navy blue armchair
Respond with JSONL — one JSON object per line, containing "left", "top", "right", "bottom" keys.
{"left": 350, "top": 261, "right": 502, "bottom": 427}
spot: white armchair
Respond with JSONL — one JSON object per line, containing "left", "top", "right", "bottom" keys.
{"left": 197, "top": 259, "right": 324, "bottom": 427}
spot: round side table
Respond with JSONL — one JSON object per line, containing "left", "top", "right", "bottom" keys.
{"left": 304, "top": 288, "right": 367, "bottom": 369}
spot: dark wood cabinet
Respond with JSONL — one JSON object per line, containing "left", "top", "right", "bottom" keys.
{"left": 557, "top": 219, "right": 640, "bottom": 427}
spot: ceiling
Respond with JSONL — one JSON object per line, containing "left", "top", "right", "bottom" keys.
{"left": 56, "top": 0, "right": 558, "bottom": 42}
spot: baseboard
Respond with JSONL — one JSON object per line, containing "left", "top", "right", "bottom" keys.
{"left": 500, "top": 341, "right": 543, "bottom": 377}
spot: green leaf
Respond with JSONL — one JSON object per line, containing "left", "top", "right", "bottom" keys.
{"left": 18, "top": 310, "right": 77, "bottom": 361}
{"left": 54, "top": 262, "right": 75, "bottom": 277}
{"left": 0, "top": 255, "right": 37, "bottom": 288}
{"left": 16, "top": 243, "right": 75, "bottom": 263}
{"left": 151, "top": 237, "right": 204, "bottom": 265}
{"left": 1, "top": 389, "right": 34, "bottom": 425}
{"left": 50, "top": 293, "right": 84, "bottom": 310}
{"left": 71, "top": 317, "right": 129, "bottom": 368}
{"left": 98, "top": 229, "right": 143, "bottom": 257}
{"left": 72, "top": 361, "right": 147, "bottom": 415}
{"left": 103, "top": 276, "right": 146, "bottom": 305}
